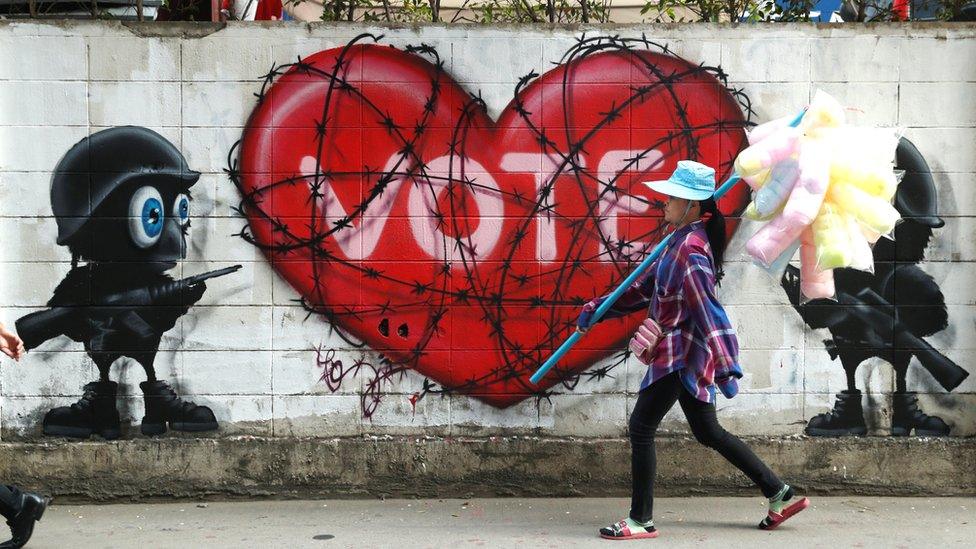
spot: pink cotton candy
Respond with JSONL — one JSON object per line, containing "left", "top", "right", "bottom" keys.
{"left": 745, "top": 140, "right": 830, "bottom": 267}
{"left": 734, "top": 127, "right": 801, "bottom": 177}
{"left": 799, "top": 228, "right": 835, "bottom": 300}
{"left": 747, "top": 114, "right": 795, "bottom": 145}
{"left": 791, "top": 139, "right": 831, "bottom": 219}
{"left": 747, "top": 208, "right": 808, "bottom": 267}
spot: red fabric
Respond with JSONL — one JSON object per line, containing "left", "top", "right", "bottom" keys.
{"left": 255, "top": 0, "right": 282, "bottom": 19}
{"left": 892, "top": 0, "right": 910, "bottom": 20}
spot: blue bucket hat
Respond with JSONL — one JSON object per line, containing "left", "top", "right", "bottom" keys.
{"left": 643, "top": 160, "right": 715, "bottom": 201}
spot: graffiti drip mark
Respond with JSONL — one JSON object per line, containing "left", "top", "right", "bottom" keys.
{"left": 230, "top": 33, "right": 754, "bottom": 417}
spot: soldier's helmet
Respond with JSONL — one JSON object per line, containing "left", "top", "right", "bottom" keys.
{"left": 895, "top": 137, "right": 944, "bottom": 229}
{"left": 51, "top": 126, "right": 200, "bottom": 246}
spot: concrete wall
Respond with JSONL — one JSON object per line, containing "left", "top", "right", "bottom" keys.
{"left": 1, "top": 21, "right": 974, "bottom": 450}
{"left": 3, "top": 436, "right": 975, "bottom": 501}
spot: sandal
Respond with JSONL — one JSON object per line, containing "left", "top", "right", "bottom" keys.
{"left": 599, "top": 518, "right": 659, "bottom": 540}
{"left": 759, "top": 497, "right": 810, "bottom": 530}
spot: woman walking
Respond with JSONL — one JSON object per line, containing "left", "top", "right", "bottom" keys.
{"left": 577, "top": 161, "right": 809, "bottom": 540}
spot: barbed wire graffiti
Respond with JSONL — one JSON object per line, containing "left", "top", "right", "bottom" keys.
{"left": 228, "top": 33, "right": 754, "bottom": 417}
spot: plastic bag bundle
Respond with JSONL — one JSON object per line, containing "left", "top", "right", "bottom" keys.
{"left": 738, "top": 90, "right": 903, "bottom": 301}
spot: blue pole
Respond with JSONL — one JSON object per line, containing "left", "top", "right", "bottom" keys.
{"left": 529, "top": 110, "right": 806, "bottom": 385}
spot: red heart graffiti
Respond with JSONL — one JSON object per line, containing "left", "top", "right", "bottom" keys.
{"left": 237, "top": 39, "right": 749, "bottom": 407}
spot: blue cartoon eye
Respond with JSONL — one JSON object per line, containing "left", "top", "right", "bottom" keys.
{"left": 128, "top": 186, "right": 164, "bottom": 248}
{"left": 174, "top": 193, "right": 190, "bottom": 227}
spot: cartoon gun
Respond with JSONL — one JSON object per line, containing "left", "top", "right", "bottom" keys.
{"left": 15, "top": 265, "right": 243, "bottom": 351}
{"left": 837, "top": 288, "right": 968, "bottom": 391}
{"left": 781, "top": 265, "right": 967, "bottom": 391}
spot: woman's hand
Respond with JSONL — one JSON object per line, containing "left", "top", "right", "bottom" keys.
{"left": 0, "top": 322, "right": 26, "bottom": 361}
{"left": 576, "top": 302, "right": 598, "bottom": 333}
{"left": 628, "top": 318, "right": 663, "bottom": 363}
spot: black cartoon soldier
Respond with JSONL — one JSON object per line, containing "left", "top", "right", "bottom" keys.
{"left": 16, "top": 126, "right": 238, "bottom": 439}
{"left": 782, "top": 137, "right": 968, "bottom": 436}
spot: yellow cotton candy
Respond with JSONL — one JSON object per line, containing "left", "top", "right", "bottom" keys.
{"left": 744, "top": 202, "right": 762, "bottom": 221}
{"left": 830, "top": 162, "right": 898, "bottom": 201}
{"left": 804, "top": 106, "right": 844, "bottom": 133}
{"left": 812, "top": 204, "right": 852, "bottom": 270}
{"left": 853, "top": 170, "right": 897, "bottom": 201}
{"left": 744, "top": 168, "right": 772, "bottom": 191}
{"left": 847, "top": 215, "right": 874, "bottom": 272}
{"left": 861, "top": 224, "right": 882, "bottom": 245}
{"left": 801, "top": 90, "right": 846, "bottom": 137}
{"left": 829, "top": 182, "right": 901, "bottom": 235}
{"left": 735, "top": 153, "right": 763, "bottom": 177}
{"left": 829, "top": 127, "right": 901, "bottom": 167}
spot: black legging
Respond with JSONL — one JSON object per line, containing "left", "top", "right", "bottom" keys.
{"left": 0, "top": 483, "right": 22, "bottom": 519}
{"left": 629, "top": 371, "right": 784, "bottom": 523}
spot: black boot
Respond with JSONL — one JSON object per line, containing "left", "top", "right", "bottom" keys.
{"left": 0, "top": 492, "right": 50, "bottom": 549}
{"left": 892, "top": 392, "right": 950, "bottom": 436}
{"left": 42, "top": 381, "right": 121, "bottom": 440}
{"left": 140, "top": 380, "right": 218, "bottom": 436}
{"left": 805, "top": 390, "right": 867, "bottom": 436}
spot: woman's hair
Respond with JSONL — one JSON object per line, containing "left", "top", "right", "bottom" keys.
{"left": 698, "top": 198, "right": 726, "bottom": 284}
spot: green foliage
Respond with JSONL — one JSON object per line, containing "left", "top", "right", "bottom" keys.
{"left": 453, "top": 0, "right": 612, "bottom": 23}
{"left": 640, "top": 0, "right": 819, "bottom": 22}
{"left": 279, "top": 0, "right": 612, "bottom": 24}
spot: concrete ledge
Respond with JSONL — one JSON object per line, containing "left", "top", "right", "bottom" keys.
{"left": 1, "top": 436, "right": 973, "bottom": 502}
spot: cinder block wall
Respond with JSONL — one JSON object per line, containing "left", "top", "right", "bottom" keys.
{"left": 1, "top": 21, "right": 974, "bottom": 442}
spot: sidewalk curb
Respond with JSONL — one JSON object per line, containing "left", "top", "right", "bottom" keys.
{"left": 1, "top": 435, "right": 973, "bottom": 502}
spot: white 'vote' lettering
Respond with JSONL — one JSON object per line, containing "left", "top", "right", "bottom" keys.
{"left": 301, "top": 148, "right": 659, "bottom": 263}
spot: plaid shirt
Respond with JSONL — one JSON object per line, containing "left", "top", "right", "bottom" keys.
{"left": 589, "top": 221, "right": 742, "bottom": 403}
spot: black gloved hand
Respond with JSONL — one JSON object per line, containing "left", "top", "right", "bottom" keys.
{"left": 185, "top": 281, "right": 207, "bottom": 305}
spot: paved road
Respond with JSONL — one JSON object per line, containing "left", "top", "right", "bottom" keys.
{"left": 18, "top": 496, "right": 975, "bottom": 547}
